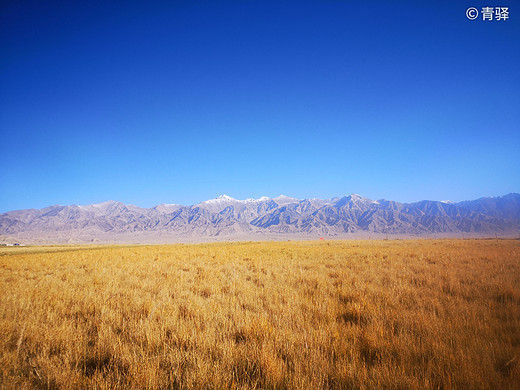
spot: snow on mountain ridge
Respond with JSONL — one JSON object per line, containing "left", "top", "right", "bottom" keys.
{"left": 200, "top": 195, "right": 237, "bottom": 205}
{"left": 201, "top": 195, "right": 282, "bottom": 205}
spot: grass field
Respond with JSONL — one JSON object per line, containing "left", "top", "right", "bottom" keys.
{"left": 1, "top": 240, "right": 519, "bottom": 389}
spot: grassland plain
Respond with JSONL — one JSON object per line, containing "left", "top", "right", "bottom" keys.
{"left": 0, "top": 240, "right": 519, "bottom": 389}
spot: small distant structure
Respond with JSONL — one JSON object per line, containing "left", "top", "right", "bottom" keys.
{"left": 319, "top": 237, "right": 325, "bottom": 241}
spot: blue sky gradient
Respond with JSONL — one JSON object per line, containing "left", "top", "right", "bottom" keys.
{"left": 1, "top": 1, "right": 519, "bottom": 211}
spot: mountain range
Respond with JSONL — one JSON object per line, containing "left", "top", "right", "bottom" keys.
{"left": 1, "top": 193, "right": 519, "bottom": 243}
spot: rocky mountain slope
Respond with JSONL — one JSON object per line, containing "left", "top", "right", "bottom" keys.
{"left": 1, "top": 193, "right": 519, "bottom": 242}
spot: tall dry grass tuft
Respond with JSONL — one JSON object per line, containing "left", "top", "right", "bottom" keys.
{"left": 0, "top": 239, "right": 519, "bottom": 389}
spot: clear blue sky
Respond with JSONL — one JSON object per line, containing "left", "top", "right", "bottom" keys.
{"left": 1, "top": 0, "right": 519, "bottom": 211}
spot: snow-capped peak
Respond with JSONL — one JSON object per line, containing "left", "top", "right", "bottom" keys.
{"left": 199, "top": 194, "right": 238, "bottom": 205}
{"left": 217, "top": 194, "right": 234, "bottom": 200}
{"left": 204, "top": 195, "right": 273, "bottom": 204}
{"left": 273, "top": 195, "right": 300, "bottom": 205}
{"left": 245, "top": 196, "right": 270, "bottom": 202}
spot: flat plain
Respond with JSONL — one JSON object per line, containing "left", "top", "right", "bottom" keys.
{"left": 1, "top": 240, "right": 519, "bottom": 389}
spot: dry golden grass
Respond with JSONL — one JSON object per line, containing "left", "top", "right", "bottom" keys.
{"left": 1, "top": 239, "right": 519, "bottom": 389}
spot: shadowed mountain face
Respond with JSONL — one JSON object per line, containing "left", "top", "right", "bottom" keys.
{"left": 1, "top": 194, "right": 519, "bottom": 239}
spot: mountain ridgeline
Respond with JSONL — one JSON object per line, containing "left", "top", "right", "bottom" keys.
{"left": 1, "top": 194, "right": 519, "bottom": 242}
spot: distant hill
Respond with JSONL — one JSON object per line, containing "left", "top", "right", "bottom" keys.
{"left": 1, "top": 193, "right": 519, "bottom": 243}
